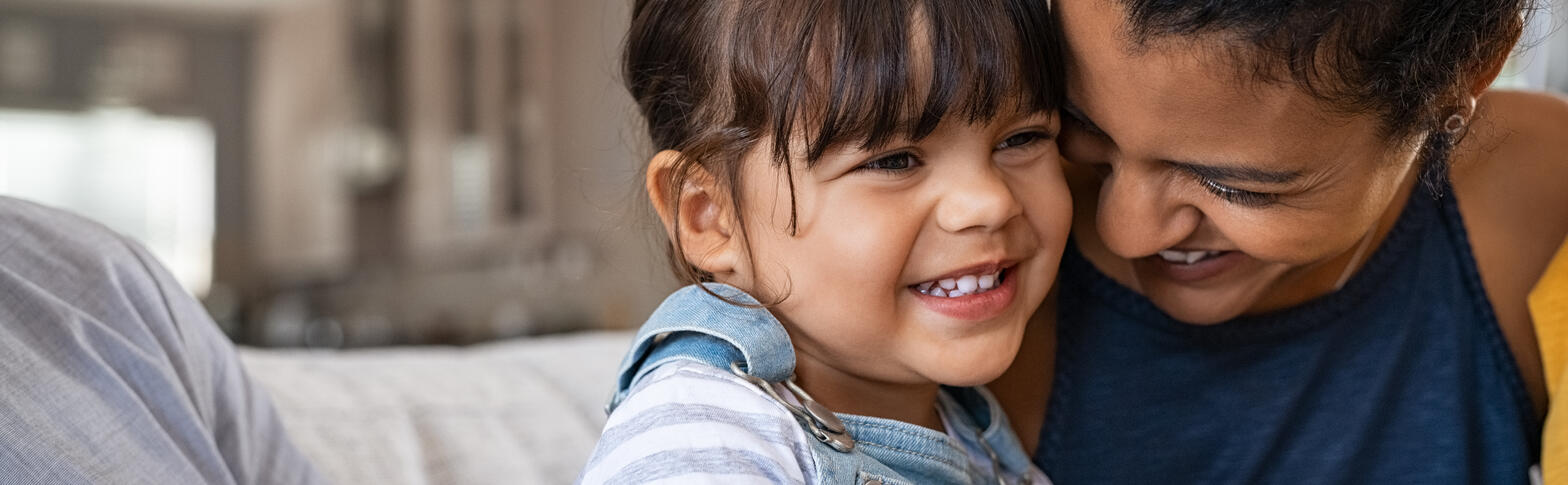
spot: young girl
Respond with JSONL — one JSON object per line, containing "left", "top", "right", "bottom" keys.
{"left": 580, "top": 1, "right": 1069, "bottom": 483}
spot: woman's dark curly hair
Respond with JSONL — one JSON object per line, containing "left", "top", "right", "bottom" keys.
{"left": 1115, "top": 0, "right": 1537, "bottom": 188}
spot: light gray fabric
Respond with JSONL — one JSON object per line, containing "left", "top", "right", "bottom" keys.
{"left": 240, "top": 331, "right": 633, "bottom": 485}
{"left": 0, "top": 197, "right": 324, "bottom": 485}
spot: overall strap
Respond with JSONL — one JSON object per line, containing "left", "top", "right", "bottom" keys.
{"left": 606, "top": 284, "right": 795, "bottom": 413}
{"left": 604, "top": 284, "right": 856, "bottom": 456}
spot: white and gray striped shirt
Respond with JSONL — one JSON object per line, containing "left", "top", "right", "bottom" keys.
{"left": 578, "top": 360, "right": 818, "bottom": 484}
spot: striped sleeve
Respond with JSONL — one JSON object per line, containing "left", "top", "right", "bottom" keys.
{"left": 577, "top": 360, "right": 817, "bottom": 485}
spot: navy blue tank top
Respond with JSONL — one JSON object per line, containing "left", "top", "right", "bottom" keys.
{"left": 1037, "top": 182, "right": 1540, "bottom": 484}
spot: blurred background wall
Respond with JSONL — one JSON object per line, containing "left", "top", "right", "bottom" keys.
{"left": 0, "top": 0, "right": 1563, "bottom": 348}
{"left": 0, "top": 0, "right": 672, "bottom": 347}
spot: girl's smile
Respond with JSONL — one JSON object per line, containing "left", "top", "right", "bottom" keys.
{"left": 910, "top": 262, "right": 1019, "bottom": 322}
{"left": 706, "top": 111, "right": 1068, "bottom": 423}
{"left": 630, "top": 0, "right": 1072, "bottom": 431}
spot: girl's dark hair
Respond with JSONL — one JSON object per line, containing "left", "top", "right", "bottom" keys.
{"left": 1114, "top": 0, "right": 1536, "bottom": 189}
{"left": 625, "top": 0, "right": 1063, "bottom": 287}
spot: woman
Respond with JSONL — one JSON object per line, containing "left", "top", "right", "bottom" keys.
{"left": 993, "top": 0, "right": 1568, "bottom": 483}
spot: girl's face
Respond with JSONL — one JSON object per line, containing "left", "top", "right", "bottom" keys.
{"left": 733, "top": 111, "right": 1069, "bottom": 389}
{"left": 1056, "top": 0, "right": 1422, "bottom": 324}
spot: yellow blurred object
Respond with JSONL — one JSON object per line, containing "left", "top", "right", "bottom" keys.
{"left": 1535, "top": 238, "right": 1568, "bottom": 485}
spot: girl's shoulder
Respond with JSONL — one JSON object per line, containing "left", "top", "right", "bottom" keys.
{"left": 579, "top": 360, "right": 818, "bottom": 484}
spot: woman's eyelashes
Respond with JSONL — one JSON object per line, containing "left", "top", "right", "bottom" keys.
{"left": 1059, "top": 107, "right": 1279, "bottom": 208}
{"left": 1197, "top": 177, "right": 1279, "bottom": 207}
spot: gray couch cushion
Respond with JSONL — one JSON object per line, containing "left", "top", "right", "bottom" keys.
{"left": 240, "top": 331, "right": 632, "bottom": 485}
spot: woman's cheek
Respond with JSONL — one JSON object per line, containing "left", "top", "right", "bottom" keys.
{"left": 1214, "top": 211, "right": 1346, "bottom": 265}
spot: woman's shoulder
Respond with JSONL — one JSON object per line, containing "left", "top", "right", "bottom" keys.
{"left": 579, "top": 360, "right": 817, "bottom": 484}
{"left": 1452, "top": 89, "right": 1568, "bottom": 291}
{"left": 1451, "top": 89, "right": 1568, "bottom": 418}
{"left": 1452, "top": 89, "right": 1568, "bottom": 277}
{"left": 1476, "top": 88, "right": 1568, "bottom": 136}
{"left": 1455, "top": 90, "right": 1568, "bottom": 224}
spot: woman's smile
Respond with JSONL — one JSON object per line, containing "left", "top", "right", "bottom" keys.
{"left": 1138, "top": 249, "right": 1244, "bottom": 284}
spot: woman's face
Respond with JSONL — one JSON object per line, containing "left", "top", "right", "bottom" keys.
{"left": 1056, "top": 0, "right": 1423, "bottom": 324}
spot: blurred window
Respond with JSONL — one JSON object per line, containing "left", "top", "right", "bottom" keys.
{"left": 0, "top": 106, "right": 215, "bottom": 296}
{"left": 1495, "top": 5, "right": 1565, "bottom": 93}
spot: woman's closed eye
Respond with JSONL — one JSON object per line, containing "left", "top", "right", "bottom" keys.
{"left": 1169, "top": 162, "right": 1283, "bottom": 208}
{"left": 1197, "top": 177, "right": 1279, "bottom": 207}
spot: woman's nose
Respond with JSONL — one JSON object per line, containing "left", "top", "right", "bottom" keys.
{"left": 1095, "top": 166, "right": 1201, "bottom": 257}
{"left": 935, "top": 165, "right": 1023, "bottom": 234}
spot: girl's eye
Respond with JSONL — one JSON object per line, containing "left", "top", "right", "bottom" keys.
{"left": 995, "top": 131, "right": 1048, "bottom": 150}
{"left": 856, "top": 152, "right": 921, "bottom": 173}
{"left": 1199, "top": 177, "right": 1279, "bottom": 208}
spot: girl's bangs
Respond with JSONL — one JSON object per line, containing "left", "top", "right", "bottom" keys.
{"left": 728, "top": 0, "right": 1063, "bottom": 163}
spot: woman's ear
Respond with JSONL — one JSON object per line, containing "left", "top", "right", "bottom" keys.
{"left": 1468, "top": 27, "right": 1526, "bottom": 98}
{"left": 646, "top": 150, "right": 744, "bottom": 278}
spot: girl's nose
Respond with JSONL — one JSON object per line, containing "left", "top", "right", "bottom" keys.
{"left": 1095, "top": 165, "right": 1201, "bottom": 258}
{"left": 935, "top": 165, "right": 1023, "bottom": 234}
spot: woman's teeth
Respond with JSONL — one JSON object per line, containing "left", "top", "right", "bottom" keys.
{"left": 1157, "top": 250, "right": 1224, "bottom": 265}
{"left": 915, "top": 270, "right": 1003, "bottom": 298}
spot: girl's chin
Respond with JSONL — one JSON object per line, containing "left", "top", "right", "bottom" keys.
{"left": 920, "top": 349, "right": 1020, "bottom": 387}
{"left": 928, "top": 369, "right": 1008, "bottom": 388}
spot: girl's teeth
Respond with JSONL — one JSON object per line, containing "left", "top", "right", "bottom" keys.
{"left": 957, "top": 275, "right": 978, "bottom": 293}
{"left": 915, "top": 270, "right": 1004, "bottom": 298}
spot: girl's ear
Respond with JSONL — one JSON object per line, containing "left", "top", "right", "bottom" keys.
{"left": 646, "top": 150, "right": 744, "bottom": 278}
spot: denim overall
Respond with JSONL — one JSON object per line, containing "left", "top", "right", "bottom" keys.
{"left": 606, "top": 284, "right": 1041, "bottom": 485}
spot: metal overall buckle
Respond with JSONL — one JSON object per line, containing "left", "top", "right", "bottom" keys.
{"left": 729, "top": 361, "right": 855, "bottom": 453}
